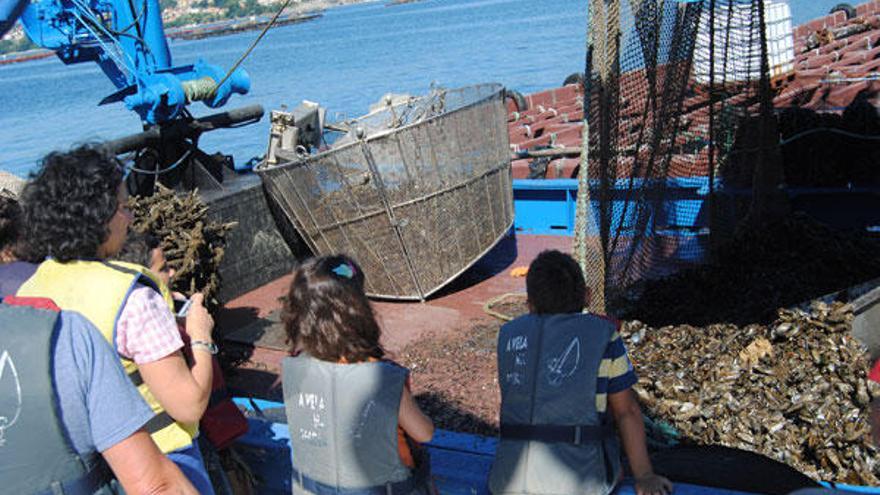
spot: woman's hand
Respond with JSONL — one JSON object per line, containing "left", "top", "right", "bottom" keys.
{"left": 141, "top": 292, "right": 214, "bottom": 424}
{"left": 185, "top": 293, "right": 214, "bottom": 343}
{"left": 634, "top": 473, "right": 673, "bottom": 495}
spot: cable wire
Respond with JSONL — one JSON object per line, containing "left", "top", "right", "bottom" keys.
{"left": 210, "top": 0, "right": 294, "bottom": 97}
{"left": 720, "top": 126, "right": 880, "bottom": 158}
{"left": 114, "top": 0, "right": 147, "bottom": 34}
{"left": 779, "top": 126, "right": 880, "bottom": 145}
{"left": 126, "top": 146, "right": 194, "bottom": 175}
{"left": 70, "top": 0, "right": 139, "bottom": 78}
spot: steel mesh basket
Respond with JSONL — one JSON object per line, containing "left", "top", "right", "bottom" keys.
{"left": 256, "top": 83, "right": 513, "bottom": 300}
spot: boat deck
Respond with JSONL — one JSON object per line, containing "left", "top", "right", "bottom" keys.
{"left": 219, "top": 232, "right": 772, "bottom": 494}
{"left": 217, "top": 232, "right": 570, "bottom": 400}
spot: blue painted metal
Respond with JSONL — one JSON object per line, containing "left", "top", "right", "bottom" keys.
{"left": 716, "top": 186, "right": 880, "bottom": 231}
{"left": 0, "top": 0, "right": 28, "bottom": 40}
{"left": 511, "top": 178, "right": 710, "bottom": 237}
{"left": 823, "top": 482, "right": 880, "bottom": 494}
{"left": 233, "top": 398, "right": 872, "bottom": 495}
{"left": 236, "top": 396, "right": 284, "bottom": 412}
{"left": 7, "top": 0, "right": 248, "bottom": 124}
{"left": 512, "top": 179, "right": 880, "bottom": 242}
{"left": 512, "top": 179, "right": 578, "bottom": 236}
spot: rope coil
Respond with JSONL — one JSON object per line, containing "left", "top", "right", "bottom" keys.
{"left": 183, "top": 76, "right": 218, "bottom": 103}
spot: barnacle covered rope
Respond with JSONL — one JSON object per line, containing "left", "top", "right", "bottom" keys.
{"left": 482, "top": 292, "right": 526, "bottom": 322}
{"left": 183, "top": 77, "right": 220, "bottom": 103}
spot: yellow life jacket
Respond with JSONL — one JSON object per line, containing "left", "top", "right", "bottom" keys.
{"left": 18, "top": 259, "right": 199, "bottom": 453}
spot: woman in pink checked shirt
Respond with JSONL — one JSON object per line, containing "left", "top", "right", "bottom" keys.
{"left": 17, "top": 144, "right": 217, "bottom": 494}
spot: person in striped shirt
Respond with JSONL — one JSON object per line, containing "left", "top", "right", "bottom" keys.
{"left": 595, "top": 320, "right": 639, "bottom": 417}
{"left": 490, "top": 250, "right": 671, "bottom": 495}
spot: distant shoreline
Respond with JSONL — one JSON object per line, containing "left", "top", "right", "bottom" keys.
{"left": 165, "top": 11, "right": 321, "bottom": 41}
{"left": 0, "top": 0, "right": 379, "bottom": 65}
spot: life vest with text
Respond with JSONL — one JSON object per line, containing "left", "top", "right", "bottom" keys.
{"left": 489, "top": 313, "right": 621, "bottom": 495}
{"left": 282, "top": 355, "right": 430, "bottom": 494}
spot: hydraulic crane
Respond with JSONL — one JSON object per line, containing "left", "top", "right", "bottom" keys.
{"left": 0, "top": 0, "right": 264, "bottom": 193}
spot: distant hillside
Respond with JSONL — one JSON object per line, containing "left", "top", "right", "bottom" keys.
{"left": 0, "top": 0, "right": 367, "bottom": 56}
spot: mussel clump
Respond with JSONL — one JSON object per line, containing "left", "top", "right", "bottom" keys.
{"left": 129, "top": 184, "right": 236, "bottom": 307}
{"left": 623, "top": 300, "right": 880, "bottom": 484}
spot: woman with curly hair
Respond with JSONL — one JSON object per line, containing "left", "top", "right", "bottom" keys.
{"left": 17, "top": 144, "right": 217, "bottom": 494}
{"left": 281, "top": 254, "right": 435, "bottom": 495}
{"left": 0, "top": 193, "right": 36, "bottom": 296}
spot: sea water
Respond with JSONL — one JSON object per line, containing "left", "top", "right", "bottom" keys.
{"left": 0, "top": 0, "right": 844, "bottom": 176}
{"left": 0, "top": 0, "right": 587, "bottom": 176}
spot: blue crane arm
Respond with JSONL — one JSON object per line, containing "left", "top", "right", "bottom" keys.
{"left": 0, "top": 0, "right": 27, "bottom": 39}
{"left": 0, "top": 0, "right": 249, "bottom": 124}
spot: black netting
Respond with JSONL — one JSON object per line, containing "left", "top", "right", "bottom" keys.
{"left": 582, "top": 0, "right": 880, "bottom": 322}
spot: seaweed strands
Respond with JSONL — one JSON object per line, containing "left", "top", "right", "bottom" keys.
{"left": 622, "top": 300, "right": 880, "bottom": 484}
{"left": 128, "top": 184, "right": 236, "bottom": 307}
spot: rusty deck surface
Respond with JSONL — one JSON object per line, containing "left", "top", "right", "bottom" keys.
{"left": 217, "top": 232, "right": 570, "bottom": 400}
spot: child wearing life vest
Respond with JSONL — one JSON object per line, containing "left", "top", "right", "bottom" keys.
{"left": 281, "top": 254, "right": 435, "bottom": 495}
{"left": 489, "top": 250, "right": 672, "bottom": 495}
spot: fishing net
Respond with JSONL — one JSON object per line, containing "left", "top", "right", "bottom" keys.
{"left": 580, "top": 0, "right": 880, "bottom": 320}
{"left": 576, "top": 3, "right": 880, "bottom": 481}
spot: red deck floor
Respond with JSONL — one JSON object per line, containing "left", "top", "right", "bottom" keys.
{"left": 217, "top": 233, "right": 571, "bottom": 400}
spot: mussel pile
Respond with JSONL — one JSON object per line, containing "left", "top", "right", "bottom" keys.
{"left": 622, "top": 301, "right": 880, "bottom": 484}
{"left": 625, "top": 213, "right": 880, "bottom": 326}
{"left": 129, "top": 185, "right": 236, "bottom": 307}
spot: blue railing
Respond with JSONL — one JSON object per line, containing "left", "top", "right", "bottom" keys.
{"left": 512, "top": 178, "right": 880, "bottom": 237}
{"left": 512, "top": 178, "right": 711, "bottom": 236}
{"left": 231, "top": 398, "right": 765, "bottom": 495}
